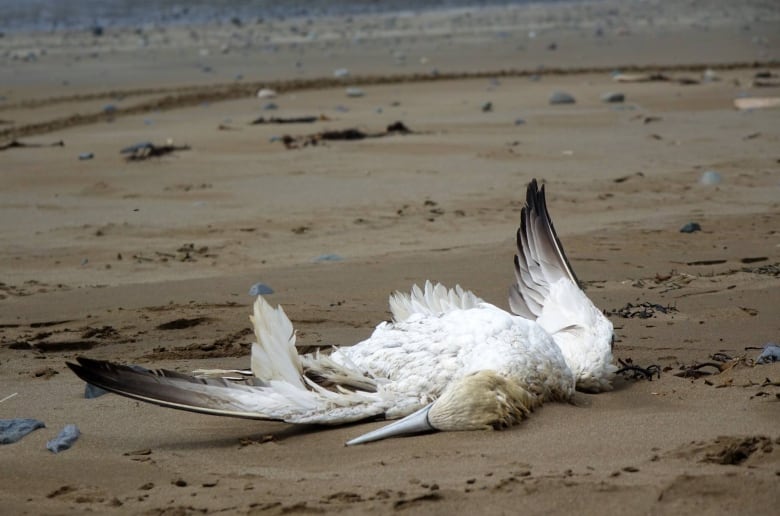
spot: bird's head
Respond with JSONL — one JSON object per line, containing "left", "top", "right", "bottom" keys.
{"left": 346, "top": 370, "right": 540, "bottom": 445}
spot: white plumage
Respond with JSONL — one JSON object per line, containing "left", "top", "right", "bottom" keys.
{"left": 68, "top": 179, "right": 616, "bottom": 444}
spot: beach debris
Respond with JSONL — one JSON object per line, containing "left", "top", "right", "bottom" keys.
{"left": 607, "top": 302, "right": 677, "bottom": 319}
{"left": 613, "top": 172, "right": 644, "bottom": 183}
{"left": 615, "top": 358, "right": 661, "bottom": 381}
{"left": 156, "top": 317, "right": 211, "bottom": 331}
{"left": 673, "top": 352, "right": 747, "bottom": 379}
{"left": 78, "top": 152, "right": 94, "bottom": 160}
{"left": 751, "top": 70, "right": 780, "bottom": 88}
{"left": 601, "top": 92, "right": 625, "bottom": 103}
{"left": 701, "top": 436, "right": 773, "bottom": 466}
{"left": 1, "top": 418, "right": 46, "bottom": 444}
{"left": 481, "top": 102, "right": 493, "bottom": 112}
{"left": 734, "top": 97, "right": 780, "bottom": 110}
{"left": 47, "top": 424, "right": 80, "bottom": 453}
{"left": 345, "top": 87, "right": 365, "bottom": 98}
{"left": 686, "top": 259, "right": 726, "bottom": 266}
{"left": 679, "top": 222, "right": 701, "bottom": 234}
{"left": 313, "top": 253, "right": 344, "bottom": 263}
{"left": 699, "top": 170, "right": 722, "bottom": 185}
{"left": 121, "top": 141, "right": 191, "bottom": 161}
{"left": 333, "top": 68, "right": 350, "bottom": 78}
{"left": 256, "top": 88, "right": 277, "bottom": 99}
{"left": 0, "top": 392, "right": 18, "bottom": 404}
{"left": 280, "top": 121, "right": 413, "bottom": 149}
{"left": 0, "top": 139, "right": 64, "bottom": 152}
{"left": 250, "top": 115, "right": 326, "bottom": 125}
{"left": 755, "top": 344, "right": 780, "bottom": 364}
{"left": 613, "top": 73, "right": 669, "bottom": 83}
{"left": 549, "top": 91, "right": 575, "bottom": 105}
{"left": 249, "top": 282, "right": 274, "bottom": 296}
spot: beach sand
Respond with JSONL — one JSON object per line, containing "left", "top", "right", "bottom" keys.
{"left": 1, "top": 0, "right": 779, "bottom": 514}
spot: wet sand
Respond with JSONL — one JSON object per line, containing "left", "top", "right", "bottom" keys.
{"left": 1, "top": 1, "right": 779, "bottom": 514}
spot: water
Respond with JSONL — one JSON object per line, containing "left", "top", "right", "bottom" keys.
{"left": 0, "top": 0, "right": 572, "bottom": 33}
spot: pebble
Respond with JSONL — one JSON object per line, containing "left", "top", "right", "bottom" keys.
{"left": 346, "top": 87, "right": 364, "bottom": 98}
{"left": 601, "top": 92, "right": 625, "bottom": 103}
{"left": 333, "top": 68, "right": 350, "bottom": 78}
{"left": 679, "top": 222, "right": 702, "bottom": 233}
{"left": 46, "top": 424, "right": 80, "bottom": 453}
{"left": 78, "top": 152, "right": 94, "bottom": 160}
{"left": 699, "top": 170, "right": 722, "bottom": 185}
{"left": 481, "top": 101, "right": 493, "bottom": 112}
{"left": 248, "top": 283, "right": 274, "bottom": 296}
{"left": 514, "top": 118, "right": 526, "bottom": 125}
{"left": 256, "top": 88, "right": 277, "bottom": 99}
{"left": 0, "top": 418, "right": 46, "bottom": 445}
{"left": 313, "top": 254, "right": 344, "bottom": 263}
{"left": 549, "top": 91, "right": 575, "bottom": 104}
{"left": 756, "top": 343, "right": 780, "bottom": 364}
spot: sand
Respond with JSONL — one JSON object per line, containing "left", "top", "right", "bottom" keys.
{"left": 1, "top": 0, "right": 779, "bottom": 514}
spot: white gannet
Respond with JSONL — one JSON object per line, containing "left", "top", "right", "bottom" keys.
{"left": 67, "top": 179, "right": 617, "bottom": 445}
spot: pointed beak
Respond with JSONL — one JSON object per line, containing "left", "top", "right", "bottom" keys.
{"left": 345, "top": 403, "right": 435, "bottom": 446}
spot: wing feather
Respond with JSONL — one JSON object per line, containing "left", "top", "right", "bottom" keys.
{"left": 509, "top": 179, "right": 579, "bottom": 319}
{"left": 67, "top": 357, "right": 389, "bottom": 425}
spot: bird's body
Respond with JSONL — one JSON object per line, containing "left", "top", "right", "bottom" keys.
{"left": 68, "top": 179, "right": 617, "bottom": 444}
{"left": 330, "top": 293, "right": 574, "bottom": 421}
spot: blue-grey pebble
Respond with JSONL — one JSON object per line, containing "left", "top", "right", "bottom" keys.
{"left": 313, "top": 254, "right": 343, "bottom": 263}
{"left": 0, "top": 418, "right": 46, "bottom": 445}
{"left": 756, "top": 344, "right": 780, "bottom": 364}
{"left": 601, "top": 92, "right": 625, "bottom": 103}
{"left": 549, "top": 91, "right": 576, "bottom": 104}
{"left": 679, "top": 222, "right": 702, "bottom": 233}
{"left": 249, "top": 282, "right": 274, "bottom": 296}
{"left": 47, "top": 424, "right": 80, "bottom": 453}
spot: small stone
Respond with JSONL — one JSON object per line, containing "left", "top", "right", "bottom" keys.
{"left": 248, "top": 282, "right": 274, "bottom": 296}
{"left": 481, "top": 102, "right": 493, "bottom": 112}
{"left": 46, "top": 424, "right": 80, "bottom": 453}
{"left": 549, "top": 91, "right": 576, "bottom": 105}
{"left": 256, "top": 88, "right": 276, "bottom": 99}
{"left": 333, "top": 68, "right": 350, "bottom": 78}
{"left": 679, "top": 222, "right": 702, "bottom": 233}
{"left": 345, "top": 87, "right": 364, "bottom": 98}
{"left": 601, "top": 92, "right": 625, "bottom": 103}
{"left": 78, "top": 152, "right": 94, "bottom": 160}
{"left": 172, "top": 478, "right": 187, "bottom": 487}
{"left": 699, "top": 170, "right": 722, "bottom": 185}
{"left": 313, "top": 254, "right": 343, "bottom": 263}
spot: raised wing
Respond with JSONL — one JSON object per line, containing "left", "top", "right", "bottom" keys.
{"left": 509, "top": 179, "right": 579, "bottom": 320}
